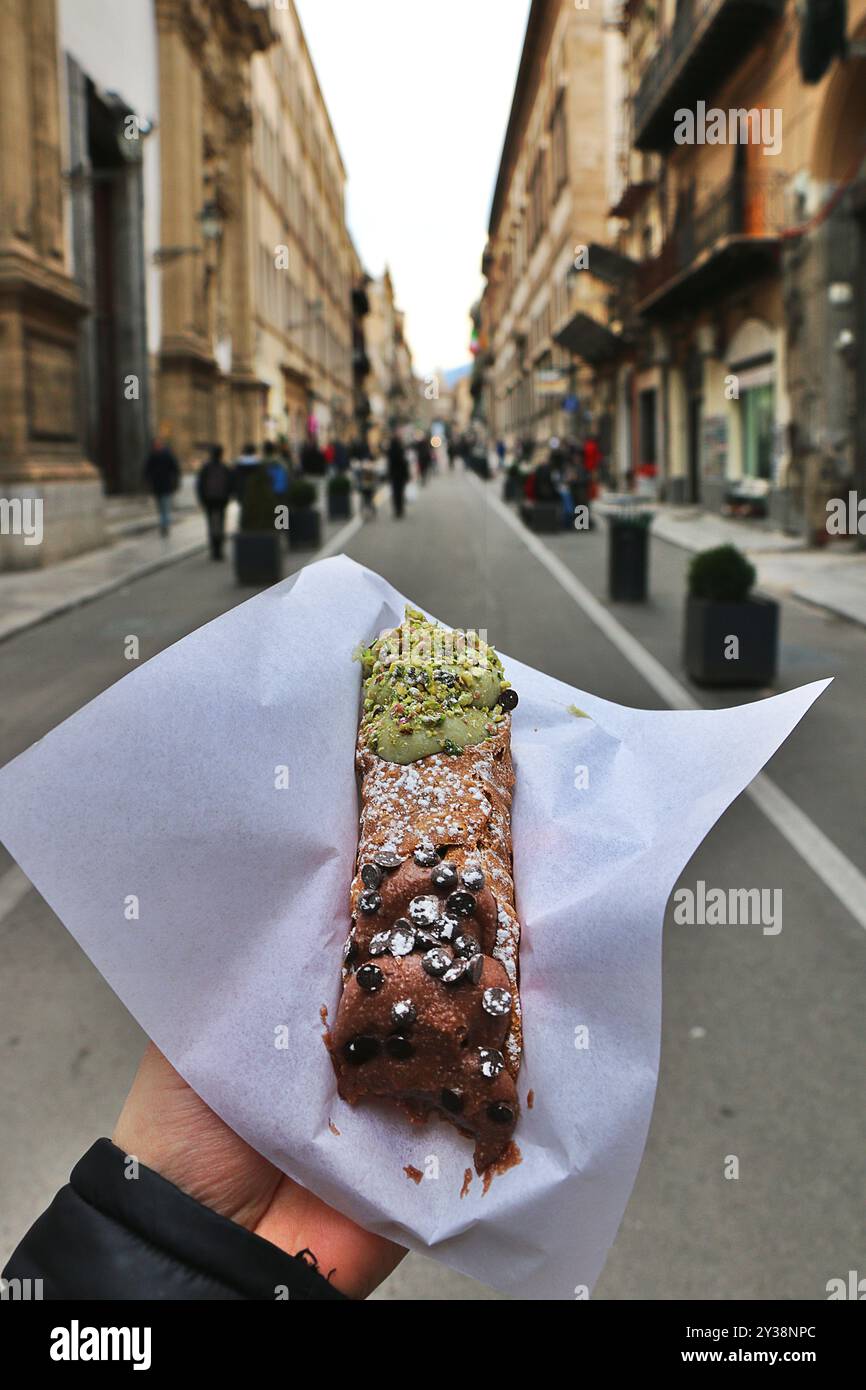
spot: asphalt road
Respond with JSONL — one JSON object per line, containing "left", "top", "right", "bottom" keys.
{"left": 1, "top": 467, "right": 863, "bottom": 1300}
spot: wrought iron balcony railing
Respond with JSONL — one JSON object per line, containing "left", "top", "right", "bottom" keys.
{"left": 636, "top": 171, "right": 788, "bottom": 308}
{"left": 633, "top": 0, "right": 785, "bottom": 151}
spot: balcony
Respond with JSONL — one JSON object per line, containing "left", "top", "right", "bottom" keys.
{"left": 633, "top": 0, "right": 785, "bottom": 152}
{"left": 636, "top": 172, "right": 787, "bottom": 315}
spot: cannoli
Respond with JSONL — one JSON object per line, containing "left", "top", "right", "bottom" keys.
{"left": 327, "top": 608, "right": 522, "bottom": 1173}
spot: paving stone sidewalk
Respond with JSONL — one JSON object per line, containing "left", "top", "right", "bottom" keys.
{"left": 597, "top": 499, "right": 866, "bottom": 629}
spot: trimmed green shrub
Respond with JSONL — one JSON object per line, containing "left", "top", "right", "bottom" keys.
{"left": 688, "top": 544, "right": 756, "bottom": 602}
{"left": 327, "top": 472, "right": 352, "bottom": 494}
{"left": 287, "top": 477, "right": 317, "bottom": 509}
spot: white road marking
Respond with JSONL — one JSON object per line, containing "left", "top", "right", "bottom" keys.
{"left": 315, "top": 512, "right": 364, "bottom": 560}
{"left": 0, "top": 865, "right": 32, "bottom": 925}
{"left": 478, "top": 480, "right": 866, "bottom": 933}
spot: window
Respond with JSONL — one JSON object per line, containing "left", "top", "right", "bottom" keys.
{"left": 638, "top": 388, "right": 657, "bottom": 470}
{"left": 740, "top": 382, "right": 775, "bottom": 480}
{"left": 528, "top": 151, "right": 546, "bottom": 250}
{"left": 551, "top": 89, "right": 568, "bottom": 198}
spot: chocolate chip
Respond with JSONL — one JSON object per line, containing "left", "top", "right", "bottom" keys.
{"left": 436, "top": 912, "right": 459, "bottom": 942}
{"left": 498, "top": 688, "right": 519, "bottom": 710}
{"left": 356, "top": 963, "right": 384, "bottom": 993}
{"left": 358, "top": 889, "right": 382, "bottom": 915}
{"left": 414, "top": 928, "right": 440, "bottom": 951}
{"left": 385, "top": 1034, "right": 414, "bottom": 1059}
{"left": 442, "top": 958, "right": 469, "bottom": 985}
{"left": 467, "top": 953, "right": 484, "bottom": 984}
{"left": 389, "top": 922, "right": 416, "bottom": 956}
{"left": 344, "top": 1036, "right": 380, "bottom": 1065}
{"left": 360, "top": 862, "right": 383, "bottom": 889}
{"left": 391, "top": 998, "right": 417, "bottom": 1028}
{"left": 453, "top": 933, "right": 479, "bottom": 959}
{"left": 446, "top": 890, "right": 476, "bottom": 917}
{"left": 342, "top": 936, "right": 358, "bottom": 966}
{"left": 441, "top": 1087, "right": 464, "bottom": 1113}
{"left": 369, "top": 930, "right": 392, "bottom": 957}
{"left": 408, "top": 894, "right": 440, "bottom": 926}
{"left": 374, "top": 851, "right": 403, "bottom": 870}
{"left": 478, "top": 1047, "right": 505, "bottom": 1079}
{"left": 431, "top": 862, "right": 458, "bottom": 892}
{"left": 434, "top": 669, "right": 457, "bottom": 687}
{"left": 487, "top": 1101, "right": 515, "bottom": 1124}
{"left": 461, "top": 865, "right": 486, "bottom": 892}
{"left": 422, "top": 947, "right": 452, "bottom": 977}
{"left": 482, "top": 986, "right": 512, "bottom": 1017}
{"left": 413, "top": 847, "right": 439, "bottom": 868}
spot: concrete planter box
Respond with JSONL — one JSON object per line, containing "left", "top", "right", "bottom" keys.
{"left": 608, "top": 518, "right": 650, "bottom": 601}
{"left": 519, "top": 501, "right": 561, "bottom": 533}
{"left": 234, "top": 532, "right": 283, "bottom": 586}
{"left": 684, "top": 595, "right": 779, "bottom": 686}
{"left": 503, "top": 473, "right": 521, "bottom": 503}
{"left": 327, "top": 490, "right": 352, "bottom": 520}
{"left": 288, "top": 506, "right": 322, "bottom": 550}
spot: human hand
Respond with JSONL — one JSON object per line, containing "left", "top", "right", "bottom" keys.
{"left": 113, "top": 1041, "right": 405, "bottom": 1299}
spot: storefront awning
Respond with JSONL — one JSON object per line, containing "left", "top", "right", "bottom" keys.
{"left": 554, "top": 311, "right": 622, "bottom": 364}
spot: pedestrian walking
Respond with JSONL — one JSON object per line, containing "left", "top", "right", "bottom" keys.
{"left": 196, "top": 445, "right": 232, "bottom": 560}
{"left": 358, "top": 455, "right": 378, "bottom": 518}
{"left": 416, "top": 435, "right": 433, "bottom": 486}
{"left": 143, "top": 436, "right": 180, "bottom": 538}
{"left": 387, "top": 434, "right": 409, "bottom": 519}
{"left": 233, "top": 442, "right": 260, "bottom": 506}
{"left": 301, "top": 435, "right": 326, "bottom": 476}
{"left": 263, "top": 440, "right": 289, "bottom": 499}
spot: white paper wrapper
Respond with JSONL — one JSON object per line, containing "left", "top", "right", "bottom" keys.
{"left": 0, "top": 555, "right": 828, "bottom": 1299}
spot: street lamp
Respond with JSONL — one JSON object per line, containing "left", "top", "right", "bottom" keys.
{"left": 152, "top": 200, "right": 225, "bottom": 264}
{"left": 198, "top": 200, "right": 224, "bottom": 244}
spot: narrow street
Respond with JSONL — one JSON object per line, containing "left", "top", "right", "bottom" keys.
{"left": 2, "top": 469, "right": 863, "bottom": 1300}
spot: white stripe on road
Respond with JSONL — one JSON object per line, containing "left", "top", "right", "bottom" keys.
{"left": 0, "top": 865, "right": 32, "bottom": 924}
{"left": 478, "top": 479, "right": 866, "bottom": 933}
{"left": 314, "top": 511, "right": 365, "bottom": 560}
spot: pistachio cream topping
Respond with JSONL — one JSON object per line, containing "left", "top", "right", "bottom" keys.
{"left": 354, "top": 607, "right": 514, "bottom": 765}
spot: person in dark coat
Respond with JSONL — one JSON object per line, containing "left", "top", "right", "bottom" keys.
{"left": 2, "top": 1042, "right": 405, "bottom": 1300}
{"left": 416, "top": 435, "right": 433, "bottom": 486}
{"left": 300, "top": 436, "right": 326, "bottom": 476}
{"left": 144, "top": 437, "right": 180, "bottom": 537}
{"left": 387, "top": 434, "right": 409, "bottom": 518}
{"left": 196, "top": 445, "right": 232, "bottom": 560}
{"left": 233, "top": 442, "right": 260, "bottom": 506}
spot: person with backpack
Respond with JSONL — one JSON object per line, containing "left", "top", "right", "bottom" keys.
{"left": 196, "top": 445, "right": 233, "bottom": 561}
{"left": 262, "top": 440, "right": 289, "bottom": 500}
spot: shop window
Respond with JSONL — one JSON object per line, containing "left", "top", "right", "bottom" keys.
{"left": 638, "top": 388, "right": 657, "bottom": 471}
{"left": 739, "top": 382, "right": 775, "bottom": 480}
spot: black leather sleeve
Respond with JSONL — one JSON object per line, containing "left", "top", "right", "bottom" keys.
{"left": 2, "top": 1139, "right": 348, "bottom": 1301}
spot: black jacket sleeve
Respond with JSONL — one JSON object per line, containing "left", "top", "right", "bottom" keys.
{"left": 2, "top": 1139, "right": 348, "bottom": 1301}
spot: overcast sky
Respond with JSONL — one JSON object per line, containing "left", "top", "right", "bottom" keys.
{"left": 294, "top": 0, "right": 531, "bottom": 378}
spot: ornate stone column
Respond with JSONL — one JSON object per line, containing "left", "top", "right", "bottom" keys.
{"left": 154, "top": 0, "right": 273, "bottom": 467}
{"left": 0, "top": 0, "right": 103, "bottom": 569}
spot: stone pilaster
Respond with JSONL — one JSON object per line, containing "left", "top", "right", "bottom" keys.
{"left": 0, "top": 0, "right": 103, "bottom": 570}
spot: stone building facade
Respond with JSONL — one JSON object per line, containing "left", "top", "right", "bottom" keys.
{"left": 0, "top": 0, "right": 366, "bottom": 568}
{"left": 250, "top": 0, "right": 355, "bottom": 452}
{"left": 0, "top": 0, "right": 104, "bottom": 568}
{"left": 478, "top": 0, "right": 617, "bottom": 456}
